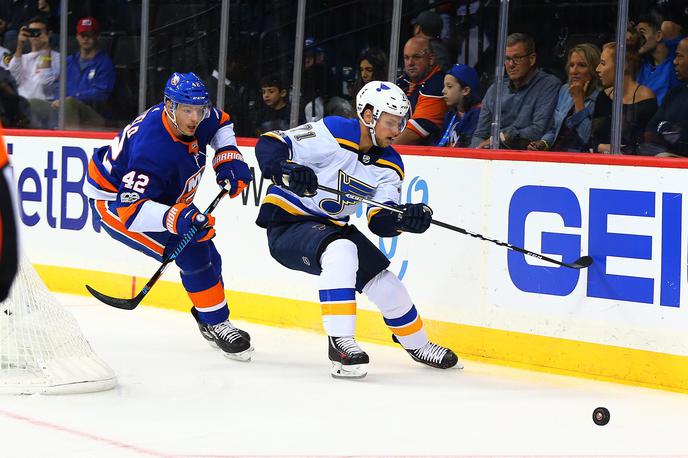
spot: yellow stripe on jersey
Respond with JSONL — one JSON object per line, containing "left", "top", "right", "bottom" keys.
{"left": 321, "top": 302, "right": 357, "bottom": 315}
{"left": 262, "top": 131, "right": 286, "bottom": 143}
{"left": 376, "top": 158, "right": 404, "bottom": 180}
{"left": 262, "top": 194, "right": 307, "bottom": 216}
{"left": 335, "top": 137, "right": 359, "bottom": 151}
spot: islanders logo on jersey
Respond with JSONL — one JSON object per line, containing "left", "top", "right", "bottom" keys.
{"left": 320, "top": 170, "right": 374, "bottom": 215}
{"left": 177, "top": 167, "right": 205, "bottom": 203}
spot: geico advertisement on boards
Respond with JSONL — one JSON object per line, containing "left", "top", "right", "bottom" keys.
{"left": 7, "top": 135, "right": 688, "bottom": 354}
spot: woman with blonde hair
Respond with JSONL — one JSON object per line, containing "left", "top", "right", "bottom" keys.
{"left": 528, "top": 43, "right": 602, "bottom": 152}
{"left": 590, "top": 32, "right": 657, "bottom": 154}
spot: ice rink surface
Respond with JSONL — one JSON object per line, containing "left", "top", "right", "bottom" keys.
{"left": 2, "top": 294, "right": 688, "bottom": 458}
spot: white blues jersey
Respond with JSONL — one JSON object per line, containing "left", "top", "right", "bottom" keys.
{"left": 255, "top": 116, "right": 405, "bottom": 228}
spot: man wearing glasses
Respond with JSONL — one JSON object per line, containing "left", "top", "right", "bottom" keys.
{"left": 8, "top": 16, "right": 58, "bottom": 128}
{"left": 470, "top": 33, "right": 559, "bottom": 149}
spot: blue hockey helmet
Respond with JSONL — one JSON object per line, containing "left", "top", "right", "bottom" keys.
{"left": 164, "top": 72, "right": 210, "bottom": 106}
{"left": 163, "top": 72, "right": 211, "bottom": 132}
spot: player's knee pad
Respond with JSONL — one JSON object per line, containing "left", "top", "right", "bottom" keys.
{"left": 320, "top": 238, "right": 358, "bottom": 277}
{"left": 362, "top": 269, "right": 413, "bottom": 317}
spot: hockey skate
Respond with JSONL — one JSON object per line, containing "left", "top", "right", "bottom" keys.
{"left": 328, "top": 336, "right": 369, "bottom": 379}
{"left": 393, "top": 335, "right": 463, "bottom": 369}
{"left": 191, "top": 307, "right": 253, "bottom": 361}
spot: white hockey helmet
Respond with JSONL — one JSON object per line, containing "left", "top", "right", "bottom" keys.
{"left": 356, "top": 81, "right": 411, "bottom": 145}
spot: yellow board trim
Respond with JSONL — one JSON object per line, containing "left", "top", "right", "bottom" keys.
{"left": 36, "top": 264, "right": 688, "bottom": 393}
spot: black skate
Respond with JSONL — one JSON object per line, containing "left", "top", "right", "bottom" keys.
{"left": 191, "top": 307, "right": 253, "bottom": 361}
{"left": 328, "top": 336, "right": 369, "bottom": 379}
{"left": 393, "top": 335, "right": 462, "bottom": 369}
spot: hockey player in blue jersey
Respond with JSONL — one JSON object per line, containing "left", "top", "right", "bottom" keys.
{"left": 84, "top": 72, "right": 254, "bottom": 361}
{"left": 255, "top": 81, "right": 461, "bottom": 378}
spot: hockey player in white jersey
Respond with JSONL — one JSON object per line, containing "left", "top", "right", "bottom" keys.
{"left": 254, "top": 81, "right": 461, "bottom": 378}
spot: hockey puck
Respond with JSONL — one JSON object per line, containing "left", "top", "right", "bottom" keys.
{"left": 592, "top": 407, "right": 610, "bottom": 426}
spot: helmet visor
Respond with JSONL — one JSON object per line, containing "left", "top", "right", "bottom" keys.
{"left": 176, "top": 102, "right": 210, "bottom": 120}
{"left": 377, "top": 111, "right": 410, "bottom": 133}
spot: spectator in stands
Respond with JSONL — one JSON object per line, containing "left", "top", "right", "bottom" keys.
{"left": 470, "top": 33, "right": 560, "bottom": 149}
{"left": 255, "top": 73, "right": 290, "bottom": 135}
{"left": 636, "top": 14, "right": 681, "bottom": 105}
{"left": 350, "top": 48, "right": 388, "bottom": 105}
{"left": 30, "top": 17, "right": 115, "bottom": 129}
{"left": 56, "top": 17, "right": 115, "bottom": 128}
{"left": 644, "top": 37, "right": 688, "bottom": 156}
{"left": 8, "top": 16, "right": 58, "bottom": 128}
{"left": 528, "top": 43, "right": 601, "bottom": 152}
{"left": 0, "top": 67, "right": 30, "bottom": 127}
{"left": 436, "top": 64, "right": 481, "bottom": 147}
{"left": 591, "top": 36, "right": 657, "bottom": 154}
{"left": 395, "top": 36, "right": 447, "bottom": 145}
{"left": 412, "top": 10, "right": 451, "bottom": 71}
{"left": 301, "top": 37, "right": 328, "bottom": 123}
{"left": 209, "top": 51, "right": 250, "bottom": 137}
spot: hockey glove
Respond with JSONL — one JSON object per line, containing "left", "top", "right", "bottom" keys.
{"left": 280, "top": 160, "right": 318, "bottom": 197}
{"left": 164, "top": 202, "right": 216, "bottom": 243}
{"left": 395, "top": 203, "right": 433, "bottom": 233}
{"left": 213, "top": 150, "right": 252, "bottom": 198}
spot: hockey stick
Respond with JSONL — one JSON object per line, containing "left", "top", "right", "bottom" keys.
{"left": 86, "top": 187, "right": 229, "bottom": 310}
{"left": 317, "top": 184, "right": 592, "bottom": 270}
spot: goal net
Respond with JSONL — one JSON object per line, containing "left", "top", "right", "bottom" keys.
{"left": 0, "top": 256, "right": 117, "bottom": 394}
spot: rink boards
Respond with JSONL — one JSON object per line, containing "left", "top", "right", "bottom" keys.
{"left": 6, "top": 129, "right": 688, "bottom": 392}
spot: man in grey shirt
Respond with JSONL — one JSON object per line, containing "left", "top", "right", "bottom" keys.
{"left": 470, "top": 33, "right": 560, "bottom": 149}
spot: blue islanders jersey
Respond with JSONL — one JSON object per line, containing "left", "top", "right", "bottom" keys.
{"left": 255, "top": 116, "right": 404, "bottom": 228}
{"left": 84, "top": 103, "right": 239, "bottom": 233}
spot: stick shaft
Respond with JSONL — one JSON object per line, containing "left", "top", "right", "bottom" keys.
{"left": 316, "top": 185, "right": 585, "bottom": 269}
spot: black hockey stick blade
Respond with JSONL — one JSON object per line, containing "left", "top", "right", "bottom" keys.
{"left": 568, "top": 255, "right": 593, "bottom": 269}
{"left": 85, "top": 283, "right": 145, "bottom": 310}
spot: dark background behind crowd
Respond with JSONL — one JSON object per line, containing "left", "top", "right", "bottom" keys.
{"left": 0, "top": 0, "right": 686, "bottom": 155}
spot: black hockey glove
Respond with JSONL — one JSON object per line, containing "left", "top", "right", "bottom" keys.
{"left": 280, "top": 160, "right": 318, "bottom": 197}
{"left": 395, "top": 203, "right": 433, "bottom": 233}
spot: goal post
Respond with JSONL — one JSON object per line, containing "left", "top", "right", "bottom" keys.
{"left": 0, "top": 256, "right": 117, "bottom": 395}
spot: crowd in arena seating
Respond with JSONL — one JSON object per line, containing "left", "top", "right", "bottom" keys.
{"left": 0, "top": 0, "right": 686, "bottom": 157}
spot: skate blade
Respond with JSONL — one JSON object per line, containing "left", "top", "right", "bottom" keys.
{"left": 223, "top": 348, "right": 252, "bottom": 362}
{"left": 208, "top": 341, "right": 255, "bottom": 352}
{"left": 330, "top": 362, "right": 367, "bottom": 379}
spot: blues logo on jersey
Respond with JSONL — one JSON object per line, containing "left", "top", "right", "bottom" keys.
{"left": 320, "top": 170, "right": 374, "bottom": 215}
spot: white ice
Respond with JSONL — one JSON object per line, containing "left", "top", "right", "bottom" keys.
{"left": 2, "top": 294, "right": 688, "bottom": 458}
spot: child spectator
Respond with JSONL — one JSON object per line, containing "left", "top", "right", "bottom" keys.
{"left": 256, "top": 73, "right": 290, "bottom": 134}
{"left": 436, "top": 64, "right": 481, "bottom": 147}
